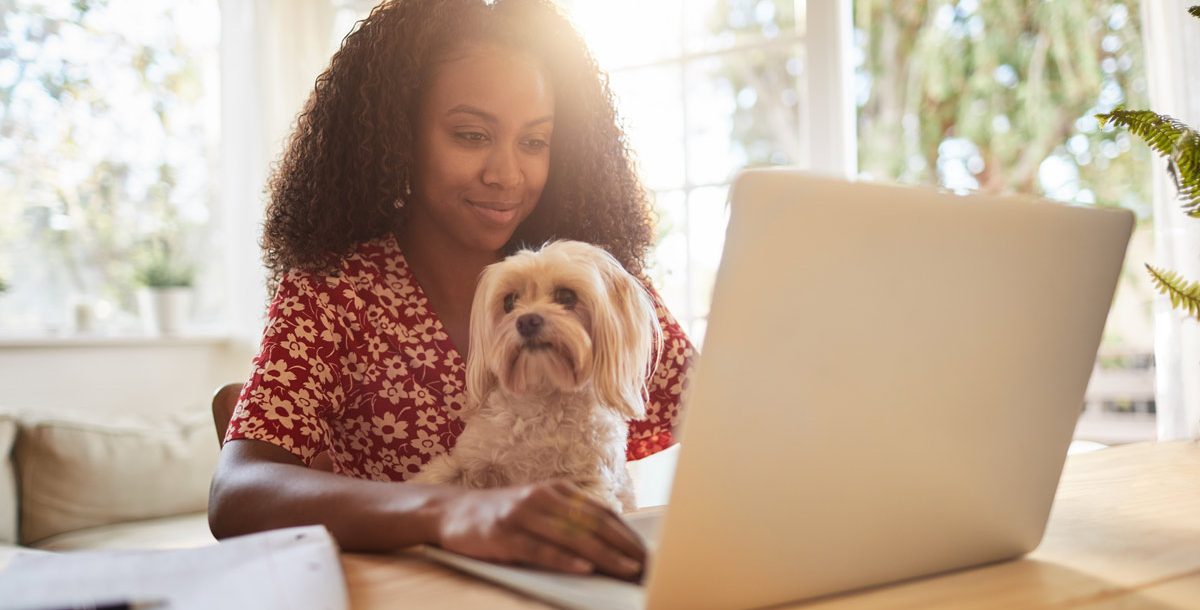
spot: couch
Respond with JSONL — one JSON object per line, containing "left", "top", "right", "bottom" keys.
{"left": 0, "top": 406, "right": 219, "bottom": 568}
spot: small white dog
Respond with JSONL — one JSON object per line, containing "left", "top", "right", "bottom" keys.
{"left": 412, "top": 240, "right": 660, "bottom": 512}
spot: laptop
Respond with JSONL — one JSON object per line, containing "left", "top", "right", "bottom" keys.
{"left": 416, "top": 169, "right": 1135, "bottom": 610}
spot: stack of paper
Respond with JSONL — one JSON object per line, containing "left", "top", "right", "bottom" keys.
{"left": 0, "top": 525, "right": 347, "bottom": 610}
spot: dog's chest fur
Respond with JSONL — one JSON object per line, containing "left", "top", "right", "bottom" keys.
{"left": 452, "top": 391, "right": 630, "bottom": 485}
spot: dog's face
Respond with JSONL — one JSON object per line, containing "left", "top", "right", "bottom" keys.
{"left": 466, "top": 240, "right": 659, "bottom": 419}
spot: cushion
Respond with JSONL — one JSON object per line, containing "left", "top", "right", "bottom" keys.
{"left": 15, "top": 409, "right": 218, "bottom": 545}
{"left": 0, "top": 414, "right": 17, "bottom": 545}
{"left": 30, "top": 511, "right": 214, "bottom": 552}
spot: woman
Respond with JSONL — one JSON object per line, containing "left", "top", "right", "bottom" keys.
{"left": 208, "top": 0, "right": 695, "bottom": 581}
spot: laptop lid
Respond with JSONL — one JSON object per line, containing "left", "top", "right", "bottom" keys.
{"left": 644, "top": 170, "right": 1134, "bottom": 610}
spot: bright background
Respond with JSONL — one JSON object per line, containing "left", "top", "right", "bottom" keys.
{"left": 2, "top": 0, "right": 1195, "bottom": 444}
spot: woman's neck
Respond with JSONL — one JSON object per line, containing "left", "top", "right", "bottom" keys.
{"left": 395, "top": 216, "right": 502, "bottom": 322}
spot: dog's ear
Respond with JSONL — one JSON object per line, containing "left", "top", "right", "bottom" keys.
{"left": 464, "top": 265, "right": 500, "bottom": 419}
{"left": 589, "top": 246, "right": 661, "bottom": 421}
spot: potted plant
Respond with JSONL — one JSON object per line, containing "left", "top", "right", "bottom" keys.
{"left": 1096, "top": 6, "right": 1200, "bottom": 321}
{"left": 135, "top": 237, "right": 195, "bottom": 335}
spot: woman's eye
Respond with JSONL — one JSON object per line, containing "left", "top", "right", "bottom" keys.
{"left": 456, "top": 132, "right": 488, "bottom": 144}
{"left": 523, "top": 138, "right": 550, "bottom": 152}
{"left": 554, "top": 288, "right": 577, "bottom": 309}
{"left": 503, "top": 293, "right": 517, "bottom": 313}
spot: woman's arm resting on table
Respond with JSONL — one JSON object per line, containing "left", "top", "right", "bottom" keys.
{"left": 208, "top": 439, "right": 443, "bottom": 550}
{"left": 208, "top": 439, "right": 645, "bottom": 580}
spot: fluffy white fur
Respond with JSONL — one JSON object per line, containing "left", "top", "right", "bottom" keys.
{"left": 411, "top": 240, "right": 660, "bottom": 512}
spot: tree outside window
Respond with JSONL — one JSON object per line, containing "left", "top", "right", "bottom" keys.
{"left": 851, "top": 0, "right": 1155, "bottom": 436}
{"left": 0, "top": 0, "right": 219, "bottom": 334}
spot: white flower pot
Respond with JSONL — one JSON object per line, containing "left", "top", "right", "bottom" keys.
{"left": 138, "top": 287, "right": 193, "bottom": 335}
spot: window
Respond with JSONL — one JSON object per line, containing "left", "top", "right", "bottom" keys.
{"left": 0, "top": 0, "right": 220, "bottom": 335}
{"left": 315, "top": 1, "right": 817, "bottom": 345}
{"left": 560, "top": 0, "right": 810, "bottom": 344}
{"left": 853, "top": 0, "right": 1156, "bottom": 441}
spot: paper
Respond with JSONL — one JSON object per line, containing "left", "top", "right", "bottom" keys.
{"left": 413, "top": 507, "right": 666, "bottom": 610}
{"left": 0, "top": 525, "right": 347, "bottom": 610}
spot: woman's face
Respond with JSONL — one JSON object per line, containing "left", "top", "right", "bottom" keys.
{"left": 411, "top": 44, "right": 555, "bottom": 255}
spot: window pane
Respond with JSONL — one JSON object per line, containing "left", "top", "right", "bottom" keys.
{"left": 686, "top": 185, "right": 731, "bottom": 326}
{"left": 560, "top": 0, "right": 684, "bottom": 70}
{"left": 610, "top": 65, "right": 687, "bottom": 191}
{"left": 685, "top": 44, "right": 804, "bottom": 185}
{"left": 685, "top": 0, "right": 803, "bottom": 54}
{"left": 648, "top": 189, "right": 690, "bottom": 322}
{"left": 0, "top": 1, "right": 220, "bottom": 335}
{"left": 853, "top": 0, "right": 1156, "bottom": 440}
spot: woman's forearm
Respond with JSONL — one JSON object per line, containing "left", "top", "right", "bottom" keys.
{"left": 211, "top": 439, "right": 649, "bottom": 579}
{"left": 208, "top": 439, "right": 452, "bottom": 551}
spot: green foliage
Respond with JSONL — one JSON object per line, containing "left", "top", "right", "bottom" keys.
{"left": 1146, "top": 264, "right": 1200, "bottom": 319}
{"left": 0, "top": 277, "right": 7, "bottom": 294}
{"left": 705, "top": 0, "right": 804, "bottom": 170}
{"left": 0, "top": 1, "right": 212, "bottom": 316}
{"left": 1096, "top": 108, "right": 1200, "bottom": 216}
{"left": 853, "top": 0, "right": 1149, "bottom": 207}
{"left": 134, "top": 238, "right": 194, "bottom": 289}
{"left": 1098, "top": 5, "right": 1200, "bottom": 322}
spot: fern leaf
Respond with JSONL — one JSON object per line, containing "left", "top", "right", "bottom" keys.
{"left": 1146, "top": 264, "right": 1200, "bottom": 321}
{"left": 1096, "top": 108, "right": 1191, "bottom": 157}
{"left": 1098, "top": 107, "right": 1200, "bottom": 217}
{"left": 1190, "top": 6, "right": 1200, "bottom": 19}
{"left": 1172, "top": 128, "right": 1200, "bottom": 217}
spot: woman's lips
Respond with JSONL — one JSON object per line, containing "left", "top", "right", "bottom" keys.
{"left": 468, "top": 200, "right": 520, "bottom": 225}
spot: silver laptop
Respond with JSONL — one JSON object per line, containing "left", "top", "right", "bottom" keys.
{"left": 417, "top": 169, "right": 1135, "bottom": 610}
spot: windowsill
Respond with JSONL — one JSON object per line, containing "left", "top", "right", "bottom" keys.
{"left": 0, "top": 331, "right": 235, "bottom": 349}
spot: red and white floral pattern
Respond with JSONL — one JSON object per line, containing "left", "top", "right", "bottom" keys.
{"left": 225, "top": 236, "right": 695, "bottom": 482}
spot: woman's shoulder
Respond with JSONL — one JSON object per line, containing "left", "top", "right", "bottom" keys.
{"left": 281, "top": 234, "right": 402, "bottom": 289}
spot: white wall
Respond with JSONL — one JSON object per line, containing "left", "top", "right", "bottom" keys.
{"left": 0, "top": 338, "right": 255, "bottom": 419}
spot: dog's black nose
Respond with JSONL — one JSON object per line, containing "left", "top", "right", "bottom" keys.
{"left": 516, "top": 313, "right": 544, "bottom": 338}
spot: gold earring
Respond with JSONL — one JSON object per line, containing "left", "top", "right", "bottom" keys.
{"left": 395, "top": 175, "right": 412, "bottom": 210}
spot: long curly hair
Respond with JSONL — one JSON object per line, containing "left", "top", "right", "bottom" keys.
{"left": 263, "top": 0, "right": 655, "bottom": 286}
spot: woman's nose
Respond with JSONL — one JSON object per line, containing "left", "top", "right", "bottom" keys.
{"left": 482, "top": 145, "right": 522, "bottom": 189}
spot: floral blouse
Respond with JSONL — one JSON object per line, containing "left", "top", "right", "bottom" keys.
{"left": 225, "top": 235, "right": 696, "bottom": 482}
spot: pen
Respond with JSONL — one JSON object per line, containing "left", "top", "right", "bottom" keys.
{"left": 26, "top": 600, "right": 168, "bottom": 610}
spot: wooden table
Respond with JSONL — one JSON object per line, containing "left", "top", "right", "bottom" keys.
{"left": 343, "top": 441, "right": 1200, "bottom": 609}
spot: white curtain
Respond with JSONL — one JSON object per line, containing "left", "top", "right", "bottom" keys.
{"left": 1140, "top": 0, "right": 1200, "bottom": 440}
{"left": 216, "top": 0, "right": 341, "bottom": 351}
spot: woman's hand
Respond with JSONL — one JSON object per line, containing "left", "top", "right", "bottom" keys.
{"left": 433, "top": 480, "right": 647, "bottom": 580}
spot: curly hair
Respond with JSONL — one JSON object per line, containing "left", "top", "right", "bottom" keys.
{"left": 263, "top": 0, "right": 655, "bottom": 286}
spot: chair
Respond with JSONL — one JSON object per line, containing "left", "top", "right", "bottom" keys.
{"left": 212, "top": 382, "right": 334, "bottom": 471}
{"left": 211, "top": 382, "right": 243, "bottom": 447}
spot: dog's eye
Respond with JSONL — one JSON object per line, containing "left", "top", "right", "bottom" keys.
{"left": 553, "top": 287, "right": 577, "bottom": 309}
{"left": 503, "top": 293, "right": 517, "bottom": 313}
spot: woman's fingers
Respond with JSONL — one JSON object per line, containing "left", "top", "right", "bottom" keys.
{"left": 548, "top": 481, "right": 647, "bottom": 561}
{"left": 505, "top": 529, "right": 595, "bottom": 575}
{"left": 505, "top": 480, "right": 646, "bottom": 580}
{"left": 436, "top": 482, "right": 648, "bottom": 579}
{"left": 515, "top": 506, "right": 642, "bottom": 580}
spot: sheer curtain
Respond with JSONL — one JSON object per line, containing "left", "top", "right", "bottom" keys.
{"left": 1141, "top": 0, "right": 1200, "bottom": 440}
{"left": 216, "top": 0, "right": 340, "bottom": 350}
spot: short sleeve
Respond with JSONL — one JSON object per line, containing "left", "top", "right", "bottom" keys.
{"left": 224, "top": 269, "right": 357, "bottom": 465}
{"left": 627, "top": 285, "right": 696, "bottom": 461}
